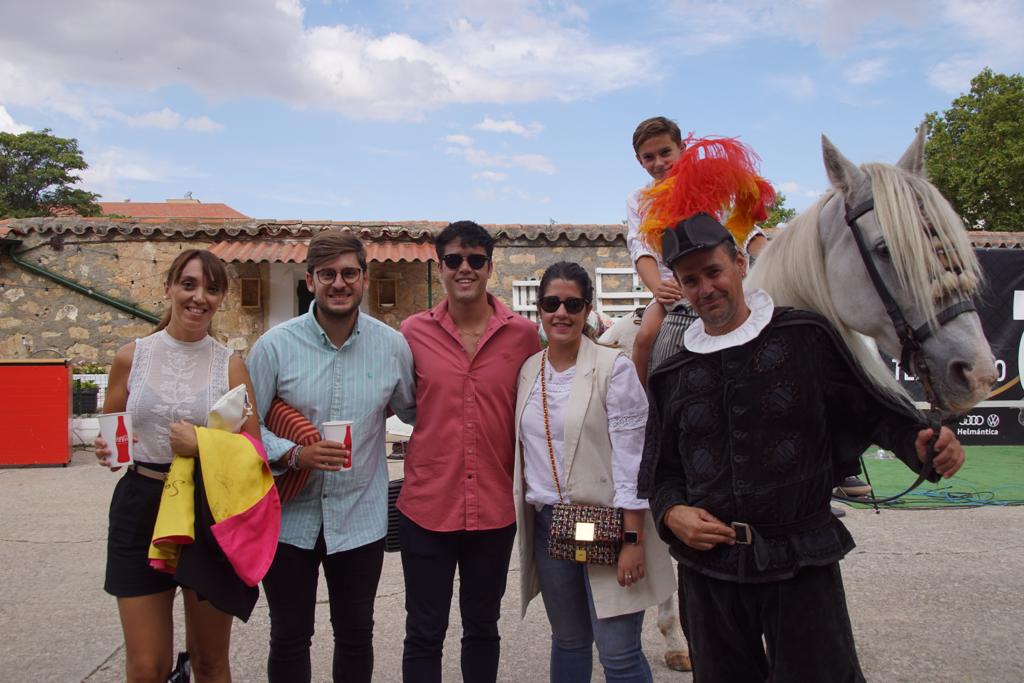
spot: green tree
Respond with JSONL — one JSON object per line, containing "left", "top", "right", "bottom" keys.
{"left": 763, "top": 191, "right": 796, "bottom": 229}
{"left": 0, "top": 128, "right": 101, "bottom": 218}
{"left": 924, "top": 68, "right": 1024, "bottom": 231}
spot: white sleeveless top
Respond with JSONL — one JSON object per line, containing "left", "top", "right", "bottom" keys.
{"left": 126, "top": 329, "right": 232, "bottom": 464}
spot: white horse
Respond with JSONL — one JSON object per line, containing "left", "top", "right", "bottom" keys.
{"left": 747, "top": 127, "right": 996, "bottom": 415}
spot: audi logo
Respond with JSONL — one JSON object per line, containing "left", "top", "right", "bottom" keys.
{"left": 959, "top": 415, "right": 985, "bottom": 426}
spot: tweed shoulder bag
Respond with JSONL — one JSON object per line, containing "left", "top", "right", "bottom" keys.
{"left": 541, "top": 349, "right": 623, "bottom": 565}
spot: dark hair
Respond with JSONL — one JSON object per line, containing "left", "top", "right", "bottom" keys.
{"left": 154, "top": 250, "right": 229, "bottom": 333}
{"left": 538, "top": 261, "right": 594, "bottom": 303}
{"left": 719, "top": 239, "right": 739, "bottom": 261}
{"left": 632, "top": 116, "right": 683, "bottom": 154}
{"left": 307, "top": 229, "right": 368, "bottom": 272}
{"left": 435, "top": 220, "right": 496, "bottom": 261}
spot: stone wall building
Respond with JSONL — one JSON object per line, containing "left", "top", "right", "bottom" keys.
{"left": 0, "top": 218, "right": 634, "bottom": 367}
{"left": 4, "top": 216, "right": 1021, "bottom": 369}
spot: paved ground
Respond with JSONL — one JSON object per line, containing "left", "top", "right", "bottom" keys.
{"left": 2, "top": 450, "right": 1022, "bottom": 682}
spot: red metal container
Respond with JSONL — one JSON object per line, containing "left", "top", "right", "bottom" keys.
{"left": 0, "top": 359, "right": 72, "bottom": 466}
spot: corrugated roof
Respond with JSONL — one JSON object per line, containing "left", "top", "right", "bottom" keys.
{"left": 209, "top": 240, "right": 437, "bottom": 263}
{"left": 98, "top": 202, "right": 249, "bottom": 220}
{"left": 209, "top": 241, "right": 309, "bottom": 263}
{"left": 367, "top": 242, "right": 437, "bottom": 263}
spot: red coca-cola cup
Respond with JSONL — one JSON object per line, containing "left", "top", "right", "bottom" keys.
{"left": 98, "top": 412, "right": 134, "bottom": 466}
{"left": 322, "top": 420, "right": 353, "bottom": 472}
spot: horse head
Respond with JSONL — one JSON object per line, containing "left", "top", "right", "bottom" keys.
{"left": 749, "top": 127, "right": 996, "bottom": 417}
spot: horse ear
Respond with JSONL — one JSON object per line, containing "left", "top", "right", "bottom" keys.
{"left": 821, "top": 135, "right": 867, "bottom": 196}
{"left": 896, "top": 124, "right": 928, "bottom": 178}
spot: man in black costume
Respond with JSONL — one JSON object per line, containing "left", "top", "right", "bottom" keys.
{"left": 638, "top": 213, "right": 965, "bottom": 683}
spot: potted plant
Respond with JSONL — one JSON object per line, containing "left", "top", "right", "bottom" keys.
{"left": 72, "top": 378, "right": 100, "bottom": 414}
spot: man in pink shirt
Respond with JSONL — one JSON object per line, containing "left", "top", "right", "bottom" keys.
{"left": 399, "top": 220, "right": 541, "bottom": 682}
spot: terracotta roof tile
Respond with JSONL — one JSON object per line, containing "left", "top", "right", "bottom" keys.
{"left": 98, "top": 202, "right": 249, "bottom": 220}
{"left": 3, "top": 217, "right": 1022, "bottom": 248}
{"left": 209, "top": 240, "right": 437, "bottom": 263}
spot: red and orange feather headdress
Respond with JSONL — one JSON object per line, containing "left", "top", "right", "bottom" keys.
{"left": 639, "top": 136, "right": 775, "bottom": 254}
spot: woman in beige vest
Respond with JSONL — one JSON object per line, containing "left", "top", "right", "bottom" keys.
{"left": 514, "top": 262, "right": 675, "bottom": 682}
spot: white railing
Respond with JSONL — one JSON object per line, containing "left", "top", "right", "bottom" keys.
{"left": 595, "top": 268, "right": 652, "bottom": 319}
{"left": 511, "top": 280, "right": 541, "bottom": 322}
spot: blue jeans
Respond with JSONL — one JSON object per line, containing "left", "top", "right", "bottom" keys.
{"left": 533, "top": 505, "right": 653, "bottom": 683}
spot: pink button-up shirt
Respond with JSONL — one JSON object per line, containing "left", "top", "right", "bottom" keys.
{"left": 399, "top": 295, "right": 541, "bottom": 532}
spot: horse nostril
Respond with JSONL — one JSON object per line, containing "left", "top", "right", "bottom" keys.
{"left": 947, "top": 359, "right": 973, "bottom": 390}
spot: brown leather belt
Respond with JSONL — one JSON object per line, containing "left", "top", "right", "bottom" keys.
{"left": 129, "top": 463, "right": 168, "bottom": 482}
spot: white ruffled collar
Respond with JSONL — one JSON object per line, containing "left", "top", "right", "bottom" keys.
{"left": 683, "top": 289, "right": 775, "bottom": 354}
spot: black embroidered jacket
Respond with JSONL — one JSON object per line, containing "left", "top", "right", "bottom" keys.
{"left": 639, "top": 309, "right": 934, "bottom": 583}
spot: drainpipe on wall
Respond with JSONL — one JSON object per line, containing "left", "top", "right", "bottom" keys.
{"left": 1, "top": 238, "right": 161, "bottom": 324}
{"left": 426, "top": 260, "right": 433, "bottom": 308}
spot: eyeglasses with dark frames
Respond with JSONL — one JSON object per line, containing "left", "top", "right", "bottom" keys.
{"left": 441, "top": 253, "right": 490, "bottom": 270}
{"left": 314, "top": 267, "right": 364, "bottom": 286}
{"left": 537, "top": 296, "right": 589, "bottom": 314}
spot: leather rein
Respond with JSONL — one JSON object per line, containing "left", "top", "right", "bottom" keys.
{"left": 842, "top": 199, "right": 975, "bottom": 505}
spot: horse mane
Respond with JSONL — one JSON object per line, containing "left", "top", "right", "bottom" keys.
{"left": 746, "top": 162, "right": 981, "bottom": 408}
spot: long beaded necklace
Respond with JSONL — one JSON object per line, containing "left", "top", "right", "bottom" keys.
{"left": 540, "top": 349, "right": 565, "bottom": 504}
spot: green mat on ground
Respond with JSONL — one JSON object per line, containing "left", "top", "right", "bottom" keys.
{"left": 836, "top": 445, "right": 1024, "bottom": 509}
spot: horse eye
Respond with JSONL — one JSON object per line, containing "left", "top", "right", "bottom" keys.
{"left": 874, "top": 242, "right": 890, "bottom": 259}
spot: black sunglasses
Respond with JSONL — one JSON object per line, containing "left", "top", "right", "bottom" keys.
{"left": 441, "top": 253, "right": 490, "bottom": 270}
{"left": 538, "top": 296, "right": 589, "bottom": 314}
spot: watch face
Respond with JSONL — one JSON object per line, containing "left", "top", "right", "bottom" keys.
{"left": 624, "top": 531, "right": 640, "bottom": 545}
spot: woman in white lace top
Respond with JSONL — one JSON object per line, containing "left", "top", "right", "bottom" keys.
{"left": 94, "top": 249, "right": 260, "bottom": 683}
{"left": 513, "top": 262, "right": 675, "bottom": 683}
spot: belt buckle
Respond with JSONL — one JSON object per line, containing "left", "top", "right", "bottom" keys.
{"left": 731, "top": 521, "right": 752, "bottom": 545}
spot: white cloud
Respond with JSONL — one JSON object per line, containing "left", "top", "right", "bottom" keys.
{"left": 928, "top": 0, "right": 1024, "bottom": 93}
{"left": 97, "top": 106, "right": 224, "bottom": 132}
{"left": 0, "top": 0, "right": 652, "bottom": 122}
{"left": 125, "top": 108, "right": 181, "bottom": 129}
{"left": 474, "top": 116, "right": 543, "bottom": 137}
{"left": 472, "top": 183, "right": 550, "bottom": 204}
{"left": 767, "top": 74, "right": 815, "bottom": 100}
{"left": 445, "top": 143, "right": 555, "bottom": 174}
{"left": 0, "top": 104, "right": 31, "bottom": 133}
{"left": 445, "top": 134, "right": 473, "bottom": 146}
{"left": 776, "top": 180, "right": 822, "bottom": 200}
{"left": 78, "top": 146, "right": 204, "bottom": 200}
{"left": 474, "top": 171, "right": 508, "bottom": 181}
{"left": 184, "top": 116, "right": 224, "bottom": 133}
{"left": 844, "top": 58, "right": 889, "bottom": 85}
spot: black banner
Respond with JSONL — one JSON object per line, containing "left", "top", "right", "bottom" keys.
{"left": 889, "top": 249, "right": 1024, "bottom": 445}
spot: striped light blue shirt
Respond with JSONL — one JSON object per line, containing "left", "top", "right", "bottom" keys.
{"left": 246, "top": 304, "right": 416, "bottom": 554}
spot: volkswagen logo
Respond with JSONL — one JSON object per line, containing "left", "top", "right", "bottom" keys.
{"left": 987, "top": 414, "right": 1000, "bottom": 428}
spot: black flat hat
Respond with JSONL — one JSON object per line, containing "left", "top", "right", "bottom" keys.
{"left": 661, "top": 213, "right": 734, "bottom": 267}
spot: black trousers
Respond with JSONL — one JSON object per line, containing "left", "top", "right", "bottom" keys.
{"left": 399, "top": 511, "right": 517, "bottom": 683}
{"left": 679, "top": 563, "right": 865, "bottom": 683}
{"left": 262, "top": 533, "right": 385, "bottom": 683}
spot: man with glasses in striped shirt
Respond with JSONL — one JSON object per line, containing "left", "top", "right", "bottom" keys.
{"left": 247, "top": 229, "right": 417, "bottom": 683}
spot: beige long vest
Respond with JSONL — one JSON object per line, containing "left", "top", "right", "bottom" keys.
{"left": 513, "top": 336, "right": 675, "bottom": 620}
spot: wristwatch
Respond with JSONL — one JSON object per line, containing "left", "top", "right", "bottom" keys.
{"left": 623, "top": 530, "right": 642, "bottom": 545}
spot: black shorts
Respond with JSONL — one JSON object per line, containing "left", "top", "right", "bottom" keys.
{"left": 104, "top": 463, "right": 179, "bottom": 597}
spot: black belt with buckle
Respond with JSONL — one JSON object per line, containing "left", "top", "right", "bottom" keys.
{"left": 730, "top": 510, "right": 836, "bottom": 569}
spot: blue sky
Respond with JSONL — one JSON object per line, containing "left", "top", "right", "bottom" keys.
{"left": 1, "top": 0, "right": 1021, "bottom": 224}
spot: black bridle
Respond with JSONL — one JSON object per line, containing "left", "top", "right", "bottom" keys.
{"left": 842, "top": 198, "right": 976, "bottom": 506}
